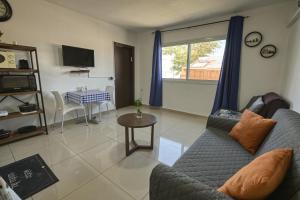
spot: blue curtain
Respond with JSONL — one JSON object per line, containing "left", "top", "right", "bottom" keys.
{"left": 149, "top": 31, "right": 163, "bottom": 107}
{"left": 211, "top": 16, "right": 244, "bottom": 114}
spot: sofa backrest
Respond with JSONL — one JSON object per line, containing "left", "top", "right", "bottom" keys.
{"left": 256, "top": 109, "right": 300, "bottom": 200}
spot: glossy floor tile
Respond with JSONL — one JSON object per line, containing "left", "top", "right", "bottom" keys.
{"left": 9, "top": 135, "right": 58, "bottom": 156}
{"left": 14, "top": 140, "right": 75, "bottom": 166}
{"left": 0, "top": 145, "right": 14, "bottom": 163}
{"left": 57, "top": 129, "right": 113, "bottom": 154}
{"left": 139, "top": 136, "right": 189, "bottom": 166}
{"left": 32, "top": 156, "right": 99, "bottom": 200}
{"left": 0, "top": 106, "right": 207, "bottom": 200}
{"left": 0, "top": 158, "right": 14, "bottom": 167}
{"left": 79, "top": 140, "right": 126, "bottom": 173}
{"left": 63, "top": 175, "right": 134, "bottom": 200}
{"left": 143, "top": 194, "right": 149, "bottom": 200}
{"left": 103, "top": 153, "right": 159, "bottom": 200}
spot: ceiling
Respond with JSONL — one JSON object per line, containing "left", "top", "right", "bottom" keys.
{"left": 45, "top": 0, "right": 292, "bottom": 31}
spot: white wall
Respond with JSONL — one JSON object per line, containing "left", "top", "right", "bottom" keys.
{"left": 282, "top": 17, "right": 300, "bottom": 113}
{"left": 0, "top": 0, "right": 137, "bottom": 129}
{"left": 137, "top": 1, "right": 294, "bottom": 116}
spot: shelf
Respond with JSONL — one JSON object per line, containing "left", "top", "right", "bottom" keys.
{"left": 69, "top": 69, "right": 90, "bottom": 73}
{"left": 0, "top": 110, "right": 43, "bottom": 121}
{"left": 0, "top": 127, "right": 46, "bottom": 145}
{"left": 0, "top": 68, "right": 38, "bottom": 73}
{"left": 0, "top": 43, "right": 36, "bottom": 51}
{"left": 0, "top": 90, "right": 40, "bottom": 96}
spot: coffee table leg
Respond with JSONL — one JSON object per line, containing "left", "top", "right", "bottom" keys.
{"left": 131, "top": 128, "right": 135, "bottom": 142}
{"left": 125, "top": 127, "right": 129, "bottom": 156}
{"left": 151, "top": 125, "right": 154, "bottom": 149}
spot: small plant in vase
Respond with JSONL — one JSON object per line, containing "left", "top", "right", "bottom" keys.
{"left": 134, "top": 99, "right": 143, "bottom": 118}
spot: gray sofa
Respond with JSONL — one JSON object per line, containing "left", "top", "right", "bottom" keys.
{"left": 150, "top": 109, "right": 300, "bottom": 200}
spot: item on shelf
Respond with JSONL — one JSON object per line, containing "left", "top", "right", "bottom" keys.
{"left": 19, "top": 59, "right": 30, "bottom": 69}
{"left": 0, "top": 75, "right": 37, "bottom": 93}
{"left": 0, "top": 110, "right": 8, "bottom": 117}
{"left": 18, "top": 103, "right": 38, "bottom": 113}
{"left": 244, "top": 31, "right": 263, "bottom": 47}
{"left": 0, "top": 129, "right": 10, "bottom": 139}
{"left": 260, "top": 44, "right": 277, "bottom": 58}
{"left": 0, "top": 51, "right": 16, "bottom": 68}
{"left": 17, "top": 126, "right": 37, "bottom": 134}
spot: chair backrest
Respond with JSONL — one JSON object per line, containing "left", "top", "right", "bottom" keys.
{"left": 51, "top": 91, "right": 65, "bottom": 111}
{"left": 105, "top": 86, "right": 114, "bottom": 103}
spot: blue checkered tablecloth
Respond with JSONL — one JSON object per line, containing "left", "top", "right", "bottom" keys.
{"left": 66, "top": 90, "right": 111, "bottom": 104}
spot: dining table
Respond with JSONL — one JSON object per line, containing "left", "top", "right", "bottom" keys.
{"left": 65, "top": 89, "right": 111, "bottom": 124}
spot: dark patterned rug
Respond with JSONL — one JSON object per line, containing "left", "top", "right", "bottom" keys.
{"left": 0, "top": 154, "right": 59, "bottom": 199}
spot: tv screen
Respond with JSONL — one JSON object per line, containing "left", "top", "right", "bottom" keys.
{"left": 62, "top": 45, "right": 95, "bottom": 67}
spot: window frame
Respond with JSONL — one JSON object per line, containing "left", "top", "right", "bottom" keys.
{"left": 162, "top": 35, "right": 226, "bottom": 84}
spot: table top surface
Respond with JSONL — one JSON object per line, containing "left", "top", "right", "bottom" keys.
{"left": 67, "top": 90, "right": 107, "bottom": 96}
{"left": 117, "top": 113, "right": 157, "bottom": 128}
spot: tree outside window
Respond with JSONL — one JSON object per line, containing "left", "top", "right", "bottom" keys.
{"left": 162, "top": 39, "right": 226, "bottom": 80}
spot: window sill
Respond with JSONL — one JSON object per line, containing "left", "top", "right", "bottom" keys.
{"left": 163, "top": 78, "right": 218, "bottom": 85}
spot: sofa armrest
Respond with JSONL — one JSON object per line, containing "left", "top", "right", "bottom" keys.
{"left": 150, "top": 164, "right": 232, "bottom": 200}
{"left": 206, "top": 115, "right": 239, "bottom": 132}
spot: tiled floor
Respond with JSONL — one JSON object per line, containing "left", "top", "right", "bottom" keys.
{"left": 0, "top": 106, "right": 207, "bottom": 200}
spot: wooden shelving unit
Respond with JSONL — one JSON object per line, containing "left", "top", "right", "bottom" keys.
{"left": 0, "top": 127, "right": 46, "bottom": 145}
{"left": 0, "top": 43, "right": 48, "bottom": 145}
{"left": 0, "top": 110, "right": 43, "bottom": 121}
{"left": 0, "top": 43, "right": 36, "bottom": 51}
{"left": 0, "top": 90, "right": 40, "bottom": 97}
{"left": 0, "top": 68, "right": 38, "bottom": 73}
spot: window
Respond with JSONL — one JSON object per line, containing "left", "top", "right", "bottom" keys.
{"left": 162, "top": 39, "right": 226, "bottom": 81}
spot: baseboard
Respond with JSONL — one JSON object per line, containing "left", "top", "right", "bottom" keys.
{"left": 142, "top": 104, "right": 208, "bottom": 119}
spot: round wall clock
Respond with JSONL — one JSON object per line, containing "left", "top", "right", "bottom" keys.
{"left": 244, "top": 31, "right": 263, "bottom": 47}
{"left": 0, "top": 0, "right": 12, "bottom": 22}
{"left": 260, "top": 44, "right": 277, "bottom": 58}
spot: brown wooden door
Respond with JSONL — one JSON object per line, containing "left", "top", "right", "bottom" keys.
{"left": 114, "top": 42, "right": 135, "bottom": 109}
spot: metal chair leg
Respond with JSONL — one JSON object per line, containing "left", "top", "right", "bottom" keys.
{"left": 83, "top": 108, "right": 88, "bottom": 126}
{"left": 113, "top": 103, "right": 118, "bottom": 117}
{"left": 76, "top": 110, "right": 79, "bottom": 120}
{"left": 98, "top": 104, "right": 102, "bottom": 122}
{"left": 53, "top": 111, "right": 57, "bottom": 127}
{"left": 61, "top": 114, "right": 64, "bottom": 133}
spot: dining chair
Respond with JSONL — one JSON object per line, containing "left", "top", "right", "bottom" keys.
{"left": 51, "top": 91, "right": 88, "bottom": 133}
{"left": 98, "top": 86, "right": 117, "bottom": 120}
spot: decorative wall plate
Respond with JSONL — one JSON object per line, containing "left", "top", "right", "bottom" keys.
{"left": 0, "top": 0, "right": 12, "bottom": 22}
{"left": 244, "top": 31, "right": 263, "bottom": 47}
{"left": 260, "top": 44, "right": 277, "bottom": 58}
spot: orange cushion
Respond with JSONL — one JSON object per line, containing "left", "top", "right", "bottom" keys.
{"left": 229, "top": 110, "right": 277, "bottom": 154}
{"left": 218, "top": 148, "right": 293, "bottom": 200}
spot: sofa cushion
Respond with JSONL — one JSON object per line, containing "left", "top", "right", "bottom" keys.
{"left": 255, "top": 109, "right": 300, "bottom": 200}
{"left": 229, "top": 110, "right": 277, "bottom": 154}
{"left": 248, "top": 96, "right": 264, "bottom": 113}
{"left": 218, "top": 148, "right": 293, "bottom": 200}
{"left": 173, "top": 128, "right": 253, "bottom": 188}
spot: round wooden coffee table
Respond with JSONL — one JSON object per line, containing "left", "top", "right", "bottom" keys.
{"left": 117, "top": 113, "right": 157, "bottom": 156}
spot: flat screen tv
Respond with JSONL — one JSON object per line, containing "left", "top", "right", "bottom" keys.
{"left": 62, "top": 45, "right": 95, "bottom": 67}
